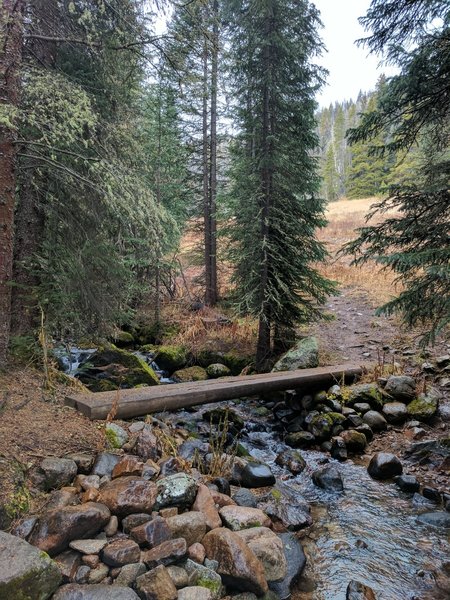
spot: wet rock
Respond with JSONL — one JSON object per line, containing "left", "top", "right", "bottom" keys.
{"left": 178, "top": 587, "right": 213, "bottom": 600}
{"left": 69, "top": 539, "right": 108, "bottom": 555}
{"left": 219, "top": 505, "right": 271, "bottom": 531}
{"left": 130, "top": 515, "right": 172, "bottom": 547}
{"left": 184, "top": 559, "right": 222, "bottom": 599}
{"left": 166, "top": 511, "right": 207, "bottom": 546}
{"left": 407, "top": 389, "right": 440, "bottom": 421}
{"left": 54, "top": 549, "right": 82, "bottom": 583}
{"left": 285, "top": 430, "right": 315, "bottom": 448}
{"left": 312, "top": 465, "right": 344, "bottom": 492}
{"left": 66, "top": 453, "right": 95, "bottom": 475}
{"left": 417, "top": 511, "right": 450, "bottom": 529}
{"left": 240, "top": 462, "right": 276, "bottom": 488}
{"left": 395, "top": 474, "right": 420, "bottom": 493}
{"left": 142, "top": 538, "right": 188, "bottom": 568}
{"left": 193, "top": 484, "right": 222, "bottom": 530}
{"left": 355, "top": 424, "right": 374, "bottom": 442}
{"left": 0, "top": 530, "right": 61, "bottom": 599}
{"left": 367, "top": 453, "right": 402, "bottom": 480}
{"left": 275, "top": 449, "right": 306, "bottom": 475}
{"left": 330, "top": 437, "right": 348, "bottom": 462}
{"left": 347, "top": 384, "right": 385, "bottom": 411}
{"left": 384, "top": 375, "right": 416, "bottom": 403}
{"left": 112, "top": 455, "right": 144, "bottom": 479}
{"left": 122, "top": 513, "right": 152, "bottom": 533}
{"left": 345, "top": 413, "right": 363, "bottom": 428}
{"left": 206, "top": 363, "right": 231, "bottom": 378}
{"left": 346, "top": 580, "right": 376, "bottom": 599}
{"left": 202, "top": 527, "right": 268, "bottom": 595}
{"left": 236, "top": 527, "right": 287, "bottom": 582}
{"left": 422, "top": 486, "right": 442, "bottom": 503}
{"left": 341, "top": 430, "right": 367, "bottom": 453}
{"left": 258, "top": 485, "right": 312, "bottom": 531}
{"left": 105, "top": 423, "right": 129, "bottom": 449}
{"left": 308, "top": 413, "right": 346, "bottom": 441}
{"left": 84, "top": 345, "right": 159, "bottom": 388}
{"left": 40, "top": 457, "right": 78, "bottom": 491}
{"left": 232, "top": 488, "right": 258, "bottom": 508}
{"left": 272, "top": 336, "right": 319, "bottom": 371}
{"left": 29, "top": 502, "right": 111, "bottom": 556}
{"left": 155, "top": 473, "right": 198, "bottom": 509}
{"left": 153, "top": 345, "right": 188, "bottom": 373}
{"left": 92, "top": 452, "right": 122, "bottom": 478}
{"left": 382, "top": 402, "right": 408, "bottom": 424}
{"left": 362, "top": 410, "right": 387, "bottom": 432}
{"left": 412, "top": 493, "right": 436, "bottom": 509}
{"left": 52, "top": 584, "right": 140, "bottom": 599}
{"left": 134, "top": 427, "right": 161, "bottom": 462}
{"left": 269, "top": 532, "right": 306, "bottom": 600}
{"left": 102, "top": 539, "right": 141, "bottom": 567}
{"left": 353, "top": 403, "right": 371, "bottom": 414}
{"left": 99, "top": 476, "right": 157, "bottom": 517}
{"left": 115, "top": 562, "right": 146, "bottom": 586}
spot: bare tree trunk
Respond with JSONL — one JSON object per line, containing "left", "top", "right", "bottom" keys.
{"left": 202, "top": 38, "right": 212, "bottom": 305}
{"left": 0, "top": 0, "right": 24, "bottom": 365}
{"left": 208, "top": 0, "right": 218, "bottom": 305}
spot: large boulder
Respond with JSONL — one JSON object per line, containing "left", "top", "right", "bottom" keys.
{"left": 172, "top": 366, "right": 208, "bottom": 383}
{"left": 367, "top": 453, "right": 402, "bottom": 480}
{"left": 153, "top": 345, "right": 189, "bottom": 373}
{"left": 28, "top": 502, "right": 110, "bottom": 556}
{"left": 272, "top": 336, "right": 319, "bottom": 372}
{"left": 384, "top": 375, "right": 416, "bottom": 403}
{"left": 202, "top": 527, "right": 268, "bottom": 595}
{"left": 98, "top": 477, "right": 157, "bottom": 517}
{"left": 0, "top": 530, "right": 61, "bottom": 599}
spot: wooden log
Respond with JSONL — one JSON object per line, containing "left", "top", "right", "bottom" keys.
{"left": 65, "top": 363, "right": 362, "bottom": 420}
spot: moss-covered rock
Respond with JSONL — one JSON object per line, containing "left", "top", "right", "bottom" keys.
{"left": 272, "top": 336, "right": 319, "bottom": 372}
{"left": 222, "top": 352, "right": 253, "bottom": 375}
{"left": 105, "top": 423, "right": 129, "bottom": 449}
{"left": 206, "top": 363, "right": 231, "bottom": 379}
{"left": 110, "top": 330, "right": 135, "bottom": 347}
{"left": 308, "top": 412, "right": 346, "bottom": 441}
{"left": 407, "top": 389, "right": 440, "bottom": 421}
{"left": 172, "top": 366, "right": 208, "bottom": 383}
{"left": 153, "top": 345, "right": 189, "bottom": 373}
{"left": 346, "top": 383, "right": 386, "bottom": 411}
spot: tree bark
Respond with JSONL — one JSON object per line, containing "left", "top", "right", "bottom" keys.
{"left": 0, "top": 0, "right": 24, "bottom": 365}
{"left": 202, "top": 37, "right": 212, "bottom": 305}
{"left": 208, "top": 0, "right": 218, "bottom": 306}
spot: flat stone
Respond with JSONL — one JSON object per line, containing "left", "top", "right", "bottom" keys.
{"left": 269, "top": 532, "right": 306, "bottom": 600}
{"left": 92, "top": 452, "right": 122, "bottom": 478}
{"left": 69, "top": 538, "right": 108, "bottom": 555}
{"left": 98, "top": 476, "right": 157, "bottom": 517}
{"left": 219, "top": 505, "right": 271, "bottom": 531}
{"left": 52, "top": 583, "right": 139, "bottom": 599}
{"left": 130, "top": 515, "right": 172, "bottom": 547}
{"left": 102, "top": 538, "right": 141, "bottom": 567}
{"left": 136, "top": 564, "right": 178, "bottom": 600}
{"left": 236, "top": 527, "right": 287, "bottom": 582}
{"left": 112, "top": 455, "right": 144, "bottom": 479}
{"left": 202, "top": 527, "right": 268, "bottom": 595}
{"left": 0, "top": 530, "right": 61, "bottom": 599}
{"left": 141, "top": 538, "right": 187, "bottom": 568}
{"left": 166, "top": 511, "right": 207, "bottom": 546}
{"left": 155, "top": 473, "right": 198, "bottom": 509}
{"left": 40, "top": 457, "right": 78, "bottom": 491}
{"left": 367, "top": 453, "right": 402, "bottom": 480}
{"left": 29, "top": 502, "right": 111, "bottom": 556}
{"left": 193, "top": 484, "right": 222, "bottom": 530}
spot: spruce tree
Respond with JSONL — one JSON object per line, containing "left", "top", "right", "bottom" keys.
{"left": 226, "top": 0, "right": 335, "bottom": 370}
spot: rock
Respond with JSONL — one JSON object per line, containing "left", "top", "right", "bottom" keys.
{"left": 39, "top": 457, "right": 78, "bottom": 491}
{"left": 166, "top": 565, "right": 190, "bottom": 588}
{"left": 272, "top": 336, "right": 319, "bottom": 371}
{"left": 122, "top": 513, "right": 152, "bottom": 533}
{"left": 134, "top": 427, "right": 161, "bottom": 462}
{"left": 422, "top": 486, "right": 441, "bottom": 503}
{"left": 74, "top": 566, "right": 90, "bottom": 583}
{"left": 142, "top": 538, "right": 187, "bottom": 568}
{"left": 0, "top": 530, "right": 61, "bottom": 599}
{"left": 308, "top": 413, "right": 345, "bottom": 441}
{"left": 362, "top": 410, "right": 387, "bottom": 432}
{"left": 112, "top": 455, "right": 144, "bottom": 479}
{"left": 407, "top": 390, "right": 440, "bottom": 421}
{"left": 179, "top": 439, "right": 210, "bottom": 461}
{"left": 269, "top": 532, "right": 306, "bottom": 600}
{"left": 395, "top": 474, "right": 420, "bottom": 493}
{"left": 355, "top": 424, "right": 374, "bottom": 442}
{"left": 345, "top": 413, "right": 363, "bottom": 428}
{"left": 158, "top": 457, "right": 185, "bottom": 477}
{"left": 202, "top": 527, "right": 268, "bottom": 595}
{"left": 82, "top": 555, "right": 99, "bottom": 569}
{"left": 105, "top": 423, "right": 129, "bottom": 449}
{"left": 193, "top": 484, "right": 222, "bottom": 530}
{"left": 45, "top": 489, "right": 79, "bottom": 511}
{"left": 54, "top": 549, "right": 82, "bottom": 583}
{"left": 330, "top": 437, "right": 348, "bottom": 461}
{"left": 84, "top": 345, "right": 159, "bottom": 387}
{"left": 155, "top": 473, "right": 198, "bottom": 509}
{"left": 115, "top": 562, "right": 146, "bottom": 586}
{"left": 52, "top": 584, "right": 140, "bottom": 599}
{"left": 312, "top": 465, "right": 344, "bottom": 492}
{"left": 382, "top": 402, "right": 408, "bottom": 424}
{"left": 29, "top": 502, "right": 111, "bottom": 556}
{"left": 346, "top": 580, "right": 376, "bottom": 599}
{"left": 232, "top": 488, "right": 258, "bottom": 508}
{"left": 98, "top": 476, "right": 157, "bottom": 517}
{"left": 275, "top": 449, "right": 306, "bottom": 475}
{"left": 172, "top": 366, "right": 208, "bottom": 382}
{"left": 188, "top": 542, "right": 206, "bottom": 564}
{"left": 353, "top": 403, "right": 371, "bottom": 414}
{"left": 130, "top": 515, "right": 172, "bottom": 548}
{"left": 436, "top": 355, "right": 450, "bottom": 368}
{"left": 341, "top": 430, "right": 367, "bottom": 453}
{"left": 88, "top": 563, "right": 109, "bottom": 584}
{"left": 142, "top": 459, "right": 160, "bottom": 480}
{"left": 206, "top": 363, "right": 231, "bottom": 378}
{"left": 236, "top": 527, "right": 287, "bottom": 582}
{"left": 184, "top": 559, "right": 222, "bottom": 599}
{"left": 367, "top": 453, "right": 402, "bottom": 480}
{"left": 102, "top": 539, "right": 141, "bottom": 567}
{"left": 219, "top": 505, "right": 271, "bottom": 531}
{"left": 105, "top": 515, "right": 119, "bottom": 536}
{"left": 258, "top": 485, "right": 311, "bottom": 531}
{"left": 178, "top": 587, "right": 213, "bottom": 600}
{"left": 92, "top": 452, "right": 122, "bottom": 478}
{"left": 66, "top": 453, "right": 95, "bottom": 475}
{"left": 285, "top": 431, "right": 315, "bottom": 448}
{"left": 347, "top": 384, "right": 385, "bottom": 411}
{"left": 153, "top": 345, "right": 188, "bottom": 373}
{"left": 69, "top": 539, "right": 108, "bottom": 555}
{"left": 77, "top": 474, "right": 101, "bottom": 491}
{"left": 417, "top": 511, "right": 450, "bottom": 528}
{"left": 11, "top": 517, "right": 38, "bottom": 540}
{"left": 166, "top": 511, "right": 207, "bottom": 546}
{"left": 384, "top": 375, "right": 416, "bottom": 403}
{"left": 239, "top": 462, "right": 276, "bottom": 488}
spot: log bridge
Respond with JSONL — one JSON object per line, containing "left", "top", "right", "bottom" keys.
{"left": 65, "top": 363, "right": 363, "bottom": 420}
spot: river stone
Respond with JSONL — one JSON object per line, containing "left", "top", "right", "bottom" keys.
{"left": 272, "top": 336, "right": 319, "bottom": 371}
{"left": 219, "top": 506, "right": 271, "bottom": 531}
{"left": 407, "top": 390, "right": 440, "bottom": 421}
{"left": 384, "top": 375, "right": 416, "bottom": 402}
{"left": 258, "top": 485, "right": 312, "bottom": 531}
{"left": 330, "top": 437, "right": 348, "bottom": 461}
{"left": 166, "top": 511, "right": 207, "bottom": 546}
{"left": 269, "top": 532, "right": 306, "bottom": 600}
{"left": 155, "top": 473, "right": 198, "bottom": 509}
{"left": 417, "top": 511, "right": 450, "bottom": 529}
{"left": 98, "top": 476, "right": 157, "bottom": 517}
{"left": 184, "top": 559, "right": 222, "bottom": 599}
{"left": 40, "top": 457, "right": 78, "bottom": 491}
{"left": 312, "top": 465, "right": 344, "bottom": 492}
{"left": 105, "top": 423, "right": 129, "bottom": 449}
{"left": 130, "top": 515, "right": 172, "bottom": 547}
{"left": 179, "top": 439, "right": 210, "bottom": 461}
{"left": 172, "top": 366, "right": 208, "bottom": 382}
{"left": 362, "top": 410, "right": 387, "bottom": 432}
{"left": 206, "top": 363, "right": 231, "bottom": 378}
{"left": 29, "top": 502, "right": 111, "bottom": 556}
{"left": 52, "top": 584, "right": 140, "bottom": 599}
{"left": 11, "top": 516, "right": 38, "bottom": 540}
{"left": 341, "top": 430, "right": 367, "bottom": 453}
{"left": 355, "top": 423, "right": 374, "bottom": 442}
{"left": 202, "top": 527, "right": 268, "bottom": 595}
{"left": 275, "top": 449, "right": 306, "bottom": 475}
{"left": 240, "top": 462, "right": 276, "bottom": 488}
{"left": 69, "top": 539, "right": 108, "bottom": 555}
{"left": 0, "top": 530, "right": 61, "bottom": 599}
{"left": 367, "top": 453, "right": 402, "bottom": 480}
{"left": 92, "top": 452, "right": 122, "bottom": 478}
{"left": 134, "top": 427, "right": 161, "bottom": 462}
{"left": 102, "top": 539, "right": 141, "bottom": 567}
{"left": 141, "top": 538, "right": 188, "bottom": 568}
{"left": 236, "top": 527, "right": 287, "bottom": 582}
{"left": 115, "top": 562, "right": 147, "bottom": 586}
{"left": 353, "top": 403, "right": 371, "bottom": 414}
{"left": 382, "top": 402, "right": 408, "bottom": 424}
{"left": 308, "top": 413, "right": 346, "bottom": 441}
{"left": 46, "top": 489, "right": 79, "bottom": 511}
{"left": 347, "top": 383, "right": 386, "bottom": 410}
{"left": 285, "top": 431, "right": 315, "bottom": 448}
{"left": 346, "top": 580, "right": 376, "bottom": 600}
{"left": 395, "top": 474, "right": 420, "bottom": 493}
{"left": 54, "top": 549, "right": 82, "bottom": 583}
{"left": 232, "top": 488, "right": 258, "bottom": 508}
{"left": 193, "top": 484, "right": 222, "bottom": 530}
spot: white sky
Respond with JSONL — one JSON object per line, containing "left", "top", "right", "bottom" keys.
{"left": 314, "top": 0, "right": 397, "bottom": 107}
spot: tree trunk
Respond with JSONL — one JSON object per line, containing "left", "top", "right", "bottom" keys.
{"left": 208, "top": 0, "right": 218, "bottom": 305}
{"left": 0, "top": 0, "right": 24, "bottom": 365}
{"left": 202, "top": 38, "right": 212, "bottom": 305}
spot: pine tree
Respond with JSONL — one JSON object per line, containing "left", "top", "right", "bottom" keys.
{"left": 226, "top": 0, "right": 335, "bottom": 371}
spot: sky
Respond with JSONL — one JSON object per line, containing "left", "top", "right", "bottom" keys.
{"left": 313, "top": 0, "right": 397, "bottom": 107}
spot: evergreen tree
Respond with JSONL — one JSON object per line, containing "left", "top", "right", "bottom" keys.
{"left": 344, "top": 0, "right": 450, "bottom": 342}
{"left": 226, "top": 0, "right": 335, "bottom": 370}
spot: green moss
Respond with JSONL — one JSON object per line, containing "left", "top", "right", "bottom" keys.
{"left": 172, "top": 366, "right": 208, "bottom": 382}
{"left": 407, "top": 395, "right": 438, "bottom": 421}
{"left": 271, "top": 489, "right": 282, "bottom": 502}
{"left": 89, "top": 344, "right": 159, "bottom": 386}
{"left": 104, "top": 428, "right": 121, "bottom": 449}
{"left": 154, "top": 345, "right": 189, "bottom": 373}
{"left": 89, "top": 379, "right": 118, "bottom": 392}
{"left": 222, "top": 351, "right": 253, "bottom": 375}
{"left": 236, "top": 443, "right": 250, "bottom": 457}
{"left": 197, "top": 577, "right": 222, "bottom": 594}
{"left": 111, "top": 330, "right": 135, "bottom": 346}
{"left": 4, "top": 485, "right": 31, "bottom": 521}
